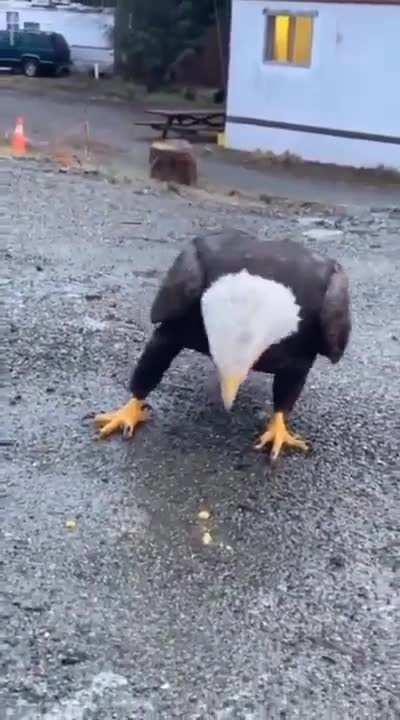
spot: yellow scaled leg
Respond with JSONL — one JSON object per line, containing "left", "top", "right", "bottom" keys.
{"left": 255, "top": 411, "right": 308, "bottom": 460}
{"left": 94, "top": 398, "right": 150, "bottom": 439}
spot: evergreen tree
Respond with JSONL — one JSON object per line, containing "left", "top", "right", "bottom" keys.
{"left": 114, "top": 0, "right": 229, "bottom": 87}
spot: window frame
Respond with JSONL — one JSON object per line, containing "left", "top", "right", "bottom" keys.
{"left": 24, "top": 22, "right": 41, "bottom": 32}
{"left": 6, "top": 10, "right": 20, "bottom": 32}
{"left": 263, "top": 8, "right": 317, "bottom": 69}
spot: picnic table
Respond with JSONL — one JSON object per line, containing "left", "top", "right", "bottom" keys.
{"left": 134, "top": 107, "right": 226, "bottom": 140}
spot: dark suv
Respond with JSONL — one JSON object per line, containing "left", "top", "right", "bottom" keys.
{"left": 0, "top": 30, "right": 71, "bottom": 77}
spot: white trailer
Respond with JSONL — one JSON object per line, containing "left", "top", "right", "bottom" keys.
{"left": 226, "top": 0, "right": 400, "bottom": 172}
{"left": 0, "top": 0, "right": 114, "bottom": 74}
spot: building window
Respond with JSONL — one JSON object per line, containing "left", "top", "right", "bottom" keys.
{"left": 6, "top": 11, "right": 20, "bottom": 32}
{"left": 24, "top": 22, "right": 41, "bottom": 31}
{"left": 265, "top": 13, "right": 314, "bottom": 67}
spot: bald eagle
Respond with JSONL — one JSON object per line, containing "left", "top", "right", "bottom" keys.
{"left": 95, "top": 230, "right": 351, "bottom": 459}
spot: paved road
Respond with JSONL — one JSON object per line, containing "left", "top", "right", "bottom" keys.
{"left": 1, "top": 86, "right": 400, "bottom": 208}
{"left": 2, "top": 159, "right": 400, "bottom": 718}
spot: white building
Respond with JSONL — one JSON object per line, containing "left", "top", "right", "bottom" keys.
{"left": 225, "top": 0, "right": 400, "bottom": 171}
{"left": 0, "top": 0, "right": 114, "bottom": 73}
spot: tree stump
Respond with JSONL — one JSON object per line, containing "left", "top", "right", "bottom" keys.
{"left": 149, "top": 139, "right": 197, "bottom": 186}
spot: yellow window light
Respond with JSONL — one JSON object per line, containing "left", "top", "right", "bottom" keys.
{"left": 266, "top": 13, "right": 314, "bottom": 67}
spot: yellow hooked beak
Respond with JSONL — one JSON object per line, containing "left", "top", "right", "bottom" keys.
{"left": 220, "top": 374, "right": 244, "bottom": 411}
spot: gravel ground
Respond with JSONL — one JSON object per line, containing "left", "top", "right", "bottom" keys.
{"left": 2, "top": 158, "right": 400, "bottom": 719}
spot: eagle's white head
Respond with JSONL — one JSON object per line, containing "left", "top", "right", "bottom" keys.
{"left": 201, "top": 270, "right": 300, "bottom": 409}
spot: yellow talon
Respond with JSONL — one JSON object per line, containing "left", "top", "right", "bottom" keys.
{"left": 255, "top": 411, "right": 308, "bottom": 460}
{"left": 94, "top": 398, "right": 150, "bottom": 439}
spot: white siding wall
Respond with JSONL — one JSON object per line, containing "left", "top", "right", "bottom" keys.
{"left": 0, "top": 5, "right": 114, "bottom": 71}
{"left": 226, "top": 0, "right": 400, "bottom": 170}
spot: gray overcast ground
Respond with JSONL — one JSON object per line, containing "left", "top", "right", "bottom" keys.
{"left": 2, "top": 157, "right": 400, "bottom": 719}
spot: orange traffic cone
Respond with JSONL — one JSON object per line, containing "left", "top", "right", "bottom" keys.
{"left": 12, "top": 117, "right": 27, "bottom": 156}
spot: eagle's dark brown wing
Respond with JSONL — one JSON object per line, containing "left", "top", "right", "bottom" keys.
{"left": 320, "top": 262, "right": 351, "bottom": 363}
{"left": 151, "top": 238, "right": 205, "bottom": 324}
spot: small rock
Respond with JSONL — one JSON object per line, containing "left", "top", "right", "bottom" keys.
{"left": 234, "top": 458, "right": 252, "bottom": 471}
{"left": 302, "top": 228, "right": 344, "bottom": 241}
{"left": 60, "top": 650, "right": 88, "bottom": 666}
{"left": 82, "top": 165, "right": 99, "bottom": 176}
{"left": 329, "top": 555, "right": 345, "bottom": 569}
{"left": 297, "top": 216, "right": 324, "bottom": 227}
{"left": 20, "top": 594, "right": 47, "bottom": 612}
{"left": 321, "top": 655, "right": 336, "bottom": 665}
{"left": 0, "top": 602, "right": 14, "bottom": 619}
{"left": 237, "top": 502, "right": 258, "bottom": 514}
{"left": 85, "top": 293, "right": 102, "bottom": 301}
